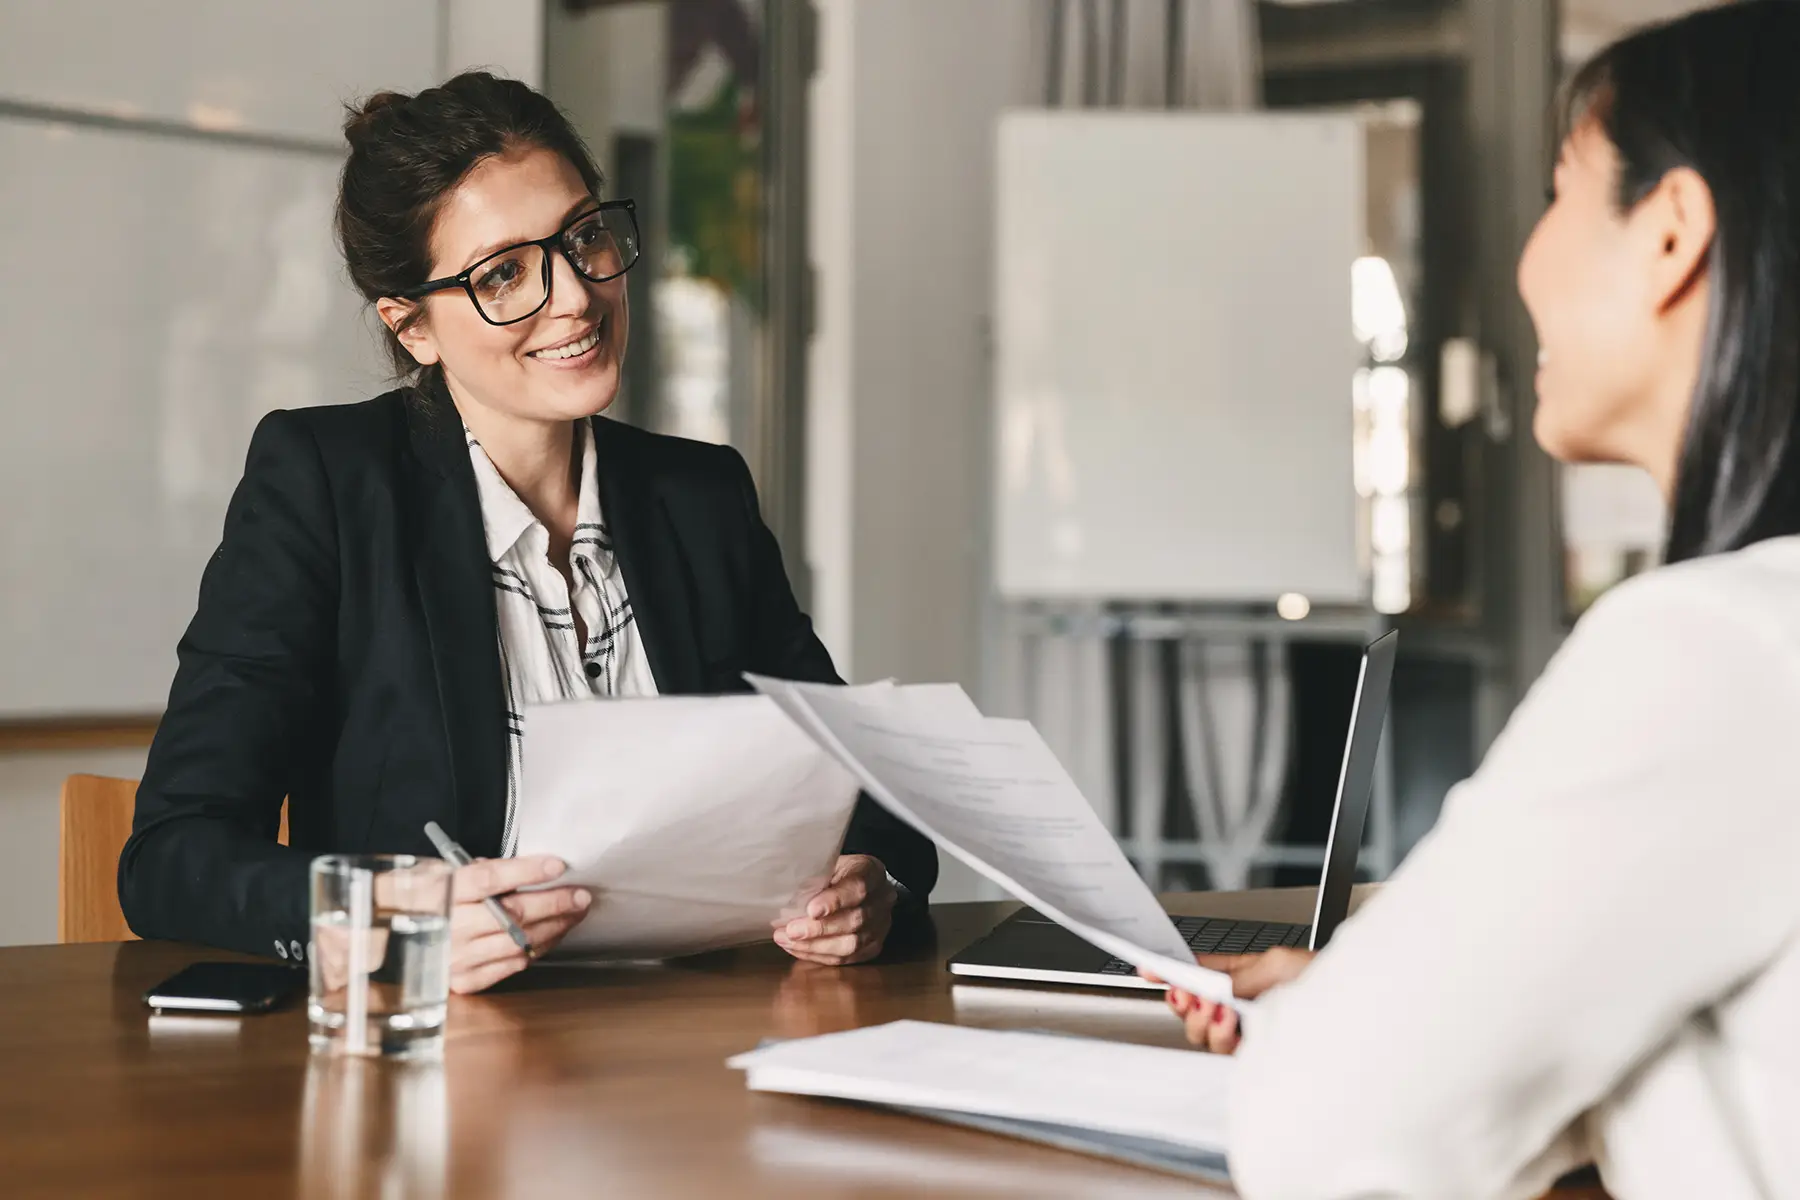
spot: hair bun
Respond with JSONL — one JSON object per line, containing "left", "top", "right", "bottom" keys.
{"left": 343, "top": 90, "right": 413, "bottom": 148}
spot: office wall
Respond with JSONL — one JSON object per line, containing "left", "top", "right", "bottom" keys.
{"left": 807, "top": 0, "right": 1040, "bottom": 900}
{"left": 807, "top": 0, "right": 1035, "bottom": 685}
{"left": 444, "top": 0, "right": 546, "bottom": 85}
{"left": 0, "top": 748, "right": 148, "bottom": 946}
{"left": 0, "top": 0, "right": 540, "bottom": 946}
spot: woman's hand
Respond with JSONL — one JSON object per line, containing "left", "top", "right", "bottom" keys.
{"left": 1149, "top": 947, "right": 1316, "bottom": 1054}
{"left": 774, "top": 854, "right": 896, "bottom": 966}
{"left": 448, "top": 855, "right": 591, "bottom": 994}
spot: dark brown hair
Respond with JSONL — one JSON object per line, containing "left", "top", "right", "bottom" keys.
{"left": 1559, "top": 1, "right": 1800, "bottom": 563}
{"left": 336, "top": 71, "right": 604, "bottom": 396}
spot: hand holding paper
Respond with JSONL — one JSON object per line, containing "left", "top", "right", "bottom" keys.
{"left": 746, "top": 675, "right": 1246, "bottom": 1012}
{"left": 512, "top": 682, "right": 982, "bottom": 963}
{"left": 774, "top": 853, "right": 897, "bottom": 966}
{"left": 515, "top": 694, "right": 863, "bottom": 958}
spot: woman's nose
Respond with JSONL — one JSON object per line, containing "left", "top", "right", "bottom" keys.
{"left": 544, "top": 249, "right": 595, "bottom": 317}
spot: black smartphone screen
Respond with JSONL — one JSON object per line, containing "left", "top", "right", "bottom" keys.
{"left": 144, "top": 962, "right": 306, "bottom": 1013}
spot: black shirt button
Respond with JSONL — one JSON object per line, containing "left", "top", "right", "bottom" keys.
{"left": 584, "top": 661, "right": 602, "bottom": 678}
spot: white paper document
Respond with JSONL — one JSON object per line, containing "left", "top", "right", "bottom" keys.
{"left": 730, "top": 1019, "right": 1234, "bottom": 1154}
{"left": 747, "top": 676, "right": 1243, "bottom": 1009}
{"left": 515, "top": 693, "right": 862, "bottom": 958}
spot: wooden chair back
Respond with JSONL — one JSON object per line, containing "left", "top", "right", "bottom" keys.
{"left": 58, "top": 775, "right": 288, "bottom": 943}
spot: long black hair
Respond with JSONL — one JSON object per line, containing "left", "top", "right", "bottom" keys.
{"left": 1563, "top": 1, "right": 1800, "bottom": 562}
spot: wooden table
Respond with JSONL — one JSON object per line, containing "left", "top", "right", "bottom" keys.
{"left": 0, "top": 889, "right": 1608, "bottom": 1198}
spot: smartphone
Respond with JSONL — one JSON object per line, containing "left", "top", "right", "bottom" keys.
{"left": 144, "top": 962, "right": 307, "bottom": 1014}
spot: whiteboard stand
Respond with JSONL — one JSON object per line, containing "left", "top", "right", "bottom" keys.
{"left": 999, "top": 602, "right": 1395, "bottom": 894}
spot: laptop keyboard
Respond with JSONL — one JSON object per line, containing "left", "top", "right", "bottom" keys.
{"left": 1095, "top": 917, "right": 1310, "bottom": 977}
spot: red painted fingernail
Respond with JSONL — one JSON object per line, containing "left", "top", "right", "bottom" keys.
{"left": 1213, "top": 1005, "right": 1230, "bottom": 1025}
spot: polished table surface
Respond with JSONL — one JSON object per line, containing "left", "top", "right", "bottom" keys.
{"left": 0, "top": 888, "right": 1609, "bottom": 1198}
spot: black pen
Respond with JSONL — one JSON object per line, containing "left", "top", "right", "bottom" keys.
{"left": 423, "top": 820, "right": 534, "bottom": 956}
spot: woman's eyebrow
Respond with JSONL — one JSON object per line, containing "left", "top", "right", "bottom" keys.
{"left": 454, "top": 197, "right": 601, "bottom": 270}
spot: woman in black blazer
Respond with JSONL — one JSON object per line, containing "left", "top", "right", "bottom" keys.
{"left": 119, "top": 72, "right": 935, "bottom": 994}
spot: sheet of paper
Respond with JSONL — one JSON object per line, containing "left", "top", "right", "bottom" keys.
{"left": 746, "top": 676, "right": 1243, "bottom": 1009}
{"left": 729, "top": 1019, "right": 1233, "bottom": 1153}
{"left": 515, "top": 694, "right": 861, "bottom": 958}
{"left": 750, "top": 677, "right": 983, "bottom": 772}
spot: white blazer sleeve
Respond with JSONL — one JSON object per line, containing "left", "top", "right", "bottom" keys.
{"left": 1227, "top": 572, "right": 1800, "bottom": 1200}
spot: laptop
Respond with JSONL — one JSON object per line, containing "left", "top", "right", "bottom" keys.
{"left": 948, "top": 629, "right": 1397, "bottom": 991}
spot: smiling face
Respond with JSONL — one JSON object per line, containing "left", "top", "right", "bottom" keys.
{"left": 1516, "top": 118, "right": 1714, "bottom": 486}
{"left": 1518, "top": 122, "right": 1663, "bottom": 464}
{"left": 377, "top": 144, "right": 629, "bottom": 429}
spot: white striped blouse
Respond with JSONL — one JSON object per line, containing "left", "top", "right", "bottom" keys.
{"left": 465, "top": 420, "right": 658, "bottom": 853}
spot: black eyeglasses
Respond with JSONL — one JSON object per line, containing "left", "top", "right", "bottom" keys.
{"left": 396, "top": 199, "right": 640, "bottom": 326}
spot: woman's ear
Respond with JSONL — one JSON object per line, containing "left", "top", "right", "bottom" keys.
{"left": 374, "top": 297, "right": 441, "bottom": 366}
{"left": 1642, "top": 165, "right": 1717, "bottom": 314}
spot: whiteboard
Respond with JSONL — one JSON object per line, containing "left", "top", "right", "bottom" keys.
{"left": 993, "top": 112, "right": 1364, "bottom": 603}
{"left": 0, "top": 0, "right": 440, "bottom": 143}
{"left": 0, "top": 117, "right": 387, "bottom": 716}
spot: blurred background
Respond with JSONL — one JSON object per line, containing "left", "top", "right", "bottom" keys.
{"left": 0, "top": 0, "right": 1710, "bottom": 941}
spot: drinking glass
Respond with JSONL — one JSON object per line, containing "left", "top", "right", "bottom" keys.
{"left": 309, "top": 854, "right": 452, "bottom": 1058}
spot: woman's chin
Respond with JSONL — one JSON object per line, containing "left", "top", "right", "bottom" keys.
{"left": 535, "top": 366, "right": 622, "bottom": 422}
{"left": 1534, "top": 418, "right": 1628, "bottom": 469}
{"left": 1532, "top": 406, "right": 1584, "bottom": 463}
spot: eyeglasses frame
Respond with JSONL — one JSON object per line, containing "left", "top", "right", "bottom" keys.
{"left": 393, "top": 198, "right": 640, "bottom": 327}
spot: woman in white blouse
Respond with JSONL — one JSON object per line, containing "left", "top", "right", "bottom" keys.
{"left": 1159, "top": 4, "right": 1800, "bottom": 1197}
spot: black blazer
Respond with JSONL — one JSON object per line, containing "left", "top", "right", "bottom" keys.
{"left": 119, "top": 391, "right": 936, "bottom": 959}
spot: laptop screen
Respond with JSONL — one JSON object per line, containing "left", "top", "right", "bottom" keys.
{"left": 1308, "top": 630, "right": 1398, "bottom": 949}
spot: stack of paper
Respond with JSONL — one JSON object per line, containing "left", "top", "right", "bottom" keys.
{"left": 747, "top": 676, "right": 1243, "bottom": 1010}
{"left": 730, "top": 1020, "right": 1233, "bottom": 1176}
